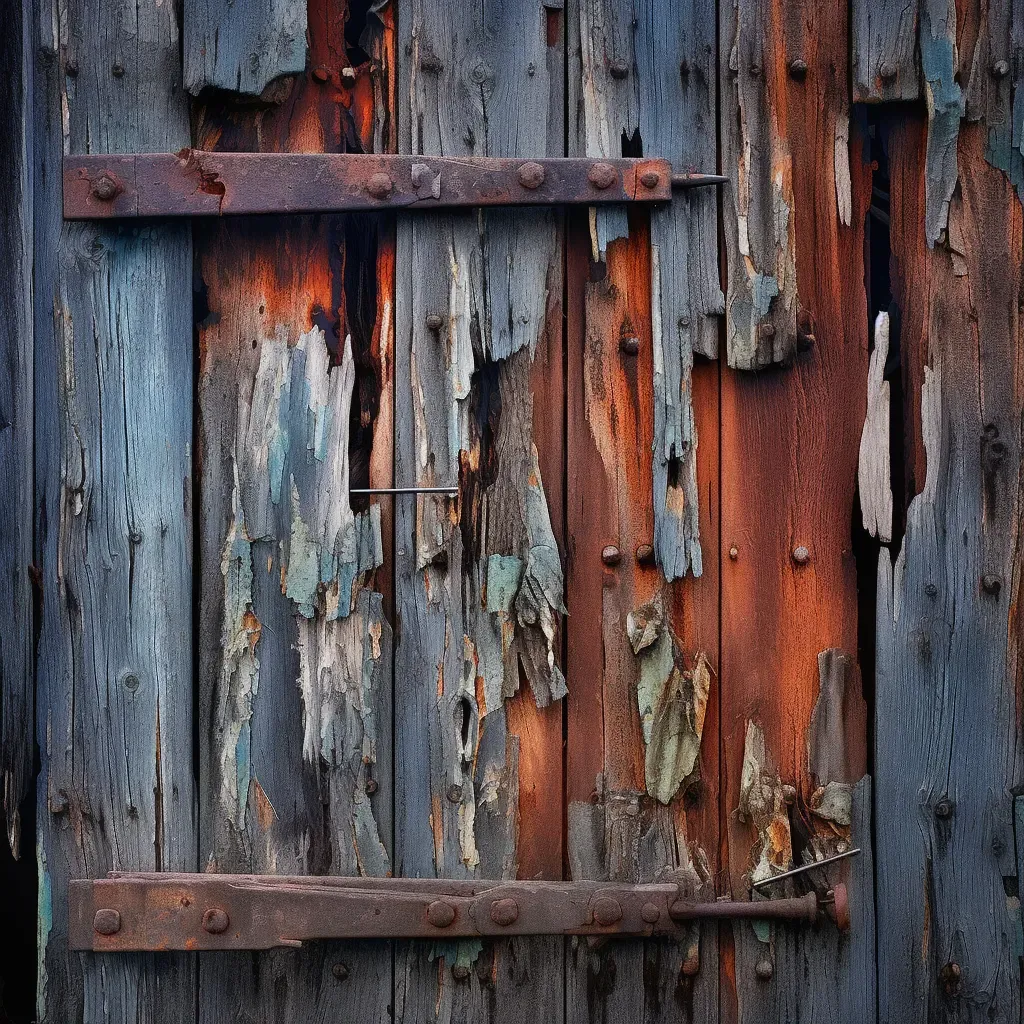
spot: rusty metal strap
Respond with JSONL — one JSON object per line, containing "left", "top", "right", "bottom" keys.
{"left": 62, "top": 152, "right": 725, "bottom": 220}
{"left": 69, "top": 873, "right": 846, "bottom": 951}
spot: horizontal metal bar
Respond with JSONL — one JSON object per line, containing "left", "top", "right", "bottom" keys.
{"left": 62, "top": 152, "right": 725, "bottom": 219}
{"left": 68, "top": 873, "right": 837, "bottom": 951}
{"left": 751, "top": 847, "right": 861, "bottom": 890}
{"left": 350, "top": 486, "right": 459, "bottom": 495}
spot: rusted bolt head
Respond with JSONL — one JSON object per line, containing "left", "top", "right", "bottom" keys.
{"left": 91, "top": 175, "right": 119, "bottom": 201}
{"left": 619, "top": 334, "right": 640, "bottom": 356}
{"left": 517, "top": 161, "right": 546, "bottom": 190}
{"left": 93, "top": 908, "right": 121, "bottom": 936}
{"left": 341, "top": 66, "right": 357, "bottom": 82}
{"left": 755, "top": 956, "right": 773, "bottom": 981}
{"left": 640, "top": 901, "right": 661, "bottom": 924}
{"left": 592, "top": 897, "right": 623, "bottom": 926}
{"left": 601, "top": 545, "right": 621, "bottom": 566}
{"left": 588, "top": 162, "right": 618, "bottom": 190}
{"left": 609, "top": 58, "right": 630, "bottom": 79}
{"left": 312, "top": 66, "right": 330, "bottom": 83}
{"left": 202, "top": 907, "right": 230, "bottom": 934}
{"left": 939, "top": 961, "right": 962, "bottom": 997}
{"left": 451, "top": 963, "right": 470, "bottom": 980}
{"left": 792, "top": 545, "right": 810, "bottom": 566}
{"left": 635, "top": 544, "right": 655, "bottom": 565}
{"left": 365, "top": 777, "right": 378, "bottom": 795}
{"left": 427, "top": 900, "right": 457, "bottom": 928}
{"left": 934, "top": 798, "right": 953, "bottom": 819}
{"left": 111, "top": 62, "right": 125, "bottom": 77}
{"left": 332, "top": 962, "right": 350, "bottom": 981}
{"left": 788, "top": 58, "right": 808, "bottom": 79}
{"left": 982, "top": 574, "right": 1002, "bottom": 596}
{"left": 728, "top": 544, "right": 739, "bottom": 561}
{"left": 879, "top": 61, "right": 897, "bottom": 82}
{"left": 366, "top": 172, "right": 394, "bottom": 199}
{"left": 639, "top": 170, "right": 661, "bottom": 190}
{"left": 681, "top": 948, "right": 700, "bottom": 977}
{"left": 490, "top": 898, "right": 519, "bottom": 926}
{"left": 446, "top": 783, "right": 463, "bottom": 803}
{"left": 991, "top": 59, "right": 1010, "bottom": 79}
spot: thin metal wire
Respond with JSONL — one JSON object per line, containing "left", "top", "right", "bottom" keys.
{"left": 751, "top": 847, "right": 861, "bottom": 890}
{"left": 350, "top": 486, "right": 459, "bottom": 495}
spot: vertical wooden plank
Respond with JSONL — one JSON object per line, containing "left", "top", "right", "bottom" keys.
{"left": 875, "top": 115, "right": 1023, "bottom": 1024}
{"left": 184, "top": 0, "right": 308, "bottom": 96}
{"left": 394, "top": 2, "right": 566, "bottom": 1020}
{"left": 33, "top": 0, "right": 195, "bottom": 1020}
{"left": 851, "top": 0, "right": 920, "bottom": 102}
{"left": 193, "top": 1, "right": 396, "bottom": 1020}
{"left": 718, "top": 0, "right": 876, "bottom": 1020}
{"left": 1, "top": 0, "right": 33, "bottom": 858}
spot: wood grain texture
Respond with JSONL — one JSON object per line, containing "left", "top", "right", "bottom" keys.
{"left": 859, "top": 312, "right": 893, "bottom": 543}
{"left": 184, "top": 0, "right": 308, "bottom": 96}
{"left": 574, "top": 0, "right": 721, "bottom": 581}
{"left": 875, "top": 118, "right": 1023, "bottom": 1024}
{"left": 32, "top": 0, "right": 195, "bottom": 1020}
{"left": 1, "top": 0, "right": 33, "bottom": 858}
{"left": 394, "top": 2, "right": 566, "bottom": 1019}
{"left": 851, "top": 0, "right": 920, "bottom": 102}
{"left": 718, "top": 1, "right": 875, "bottom": 1020}
{"left": 194, "top": 3, "right": 396, "bottom": 1021}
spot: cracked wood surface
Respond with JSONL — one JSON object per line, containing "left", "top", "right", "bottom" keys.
{"left": 32, "top": 0, "right": 195, "bottom": 1021}
{"left": 192, "top": 2, "right": 395, "bottom": 1020}
{"left": 393, "top": 2, "right": 565, "bottom": 1020}
{"left": 876, "top": 115, "right": 1023, "bottom": 1024}
{"left": 719, "top": 1, "right": 875, "bottom": 1020}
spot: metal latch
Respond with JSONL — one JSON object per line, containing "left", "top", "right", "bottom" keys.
{"left": 62, "top": 152, "right": 726, "bottom": 220}
{"left": 69, "top": 873, "right": 850, "bottom": 951}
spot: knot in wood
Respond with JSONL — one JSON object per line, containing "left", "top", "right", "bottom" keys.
{"left": 470, "top": 60, "right": 494, "bottom": 85}
{"left": 332, "top": 963, "right": 349, "bottom": 981}
{"left": 490, "top": 898, "right": 519, "bottom": 926}
{"left": 366, "top": 172, "right": 394, "bottom": 199}
{"left": 939, "top": 961, "right": 962, "bottom": 997}
{"left": 755, "top": 956, "right": 773, "bottom": 981}
{"left": 91, "top": 174, "right": 120, "bottom": 201}
{"left": 991, "top": 60, "right": 1010, "bottom": 79}
{"left": 639, "top": 170, "right": 661, "bottom": 189}
{"left": 517, "top": 161, "right": 546, "bottom": 190}
{"left": 788, "top": 58, "right": 808, "bottom": 80}
{"left": 640, "top": 901, "right": 661, "bottom": 924}
{"left": 426, "top": 900, "right": 457, "bottom": 928}
{"left": 93, "top": 909, "right": 121, "bottom": 936}
{"left": 791, "top": 545, "right": 810, "bottom": 566}
{"left": 202, "top": 907, "right": 230, "bottom": 934}
{"left": 592, "top": 897, "right": 622, "bottom": 926}
{"left": 588, "top": 162, "right": 618, "bottom": 190}
{"left": 934, "top": 798, "right": 953, "bottom": 819}
{"left": 879, "top": 61, "right": 897, "bottom": 82}
{"left": 609, "top": 58, "right": 629, "bottom": 79}
{"left": 601, "top": 545, "right": 621, "bottom": 566}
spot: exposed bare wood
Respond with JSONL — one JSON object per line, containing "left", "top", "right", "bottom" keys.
{"left": 859, "top": 312, "right": 893, "bottom": 543}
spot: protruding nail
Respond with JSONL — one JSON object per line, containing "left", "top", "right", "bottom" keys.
{"left": 610, "top": 58, "right": 629, "bottom": 79}
{"left": 332, "top": 963, "right": 350, "bottom": 981}
{"left": 982, "top": 574, "right": 1002, "bottom": 596}
{"left": 934, "top": 798, "right": 953, "bottom": 820}
{"left": 729, "top": 545, "right": 739, "bottom": 561}
{"left": 202, "top": 908, "right": 230, "bottom": 934}
{"left": 635, "top": 544, "right": 655, "bottom": 565}
{"left": 490, "top": 898, "right": 519, "bottom": 926}
{"left": 427, "top": 901, "right": 457, "bottom": 928}
{"left": 939, "top": 961, "right": 962, "bottom": 997}
{"left": 619, "top": 334, "right": 640, "bottom": 355}
{"left": 879, "top": 62, "right": 897, "bottom": 82}
{"left": 94, "top": 909, "right": 121, "bottom": 936}
{"left": 755, "top": 956, "right": 773, "bottom": 981}
{"left": 792, "top": 545, "right": 810, "bottom": 566}
{"left": 420, "top": 52, "right": 444, "bottom": 73}
{"left": 782, "top": 784, "right": 797, "bottom": 805}
{"left": 760, "top": 321, "right": 776, "bottom": 340}
{"left": 341, "top": 67, "right": 357, "bottom": 82}
{"left": 111, "top": 62, "right": 125, "bottom": 77}
{"left": 426, "top": 313, "right": 444, "bottom": 331}
{"left": 588, "top": 162, "right": 617, "bottom": 190}
{"left": 788, "top": 58, "right": 808, "bottom": 79}
{"left": 601, "top": 545, "right": 621, "bottom": 566}
{"left": 365, "top": 778, "right": 378, "bottom": 795}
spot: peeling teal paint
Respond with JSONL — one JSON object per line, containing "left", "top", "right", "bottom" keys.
{"left": 428, "top": 938, "right": 484, "bottom": 969}
{"left": 284, "top": 483, "right": 319, "bottom": 617}
{"left": 36, "top": 845, "right": 51, "bottom": 1022}
{"left": 486, "top": 554, "right": 523, "bottom": 613}
{"left": 751, "top": 273, "right": 780, "bottom": 318}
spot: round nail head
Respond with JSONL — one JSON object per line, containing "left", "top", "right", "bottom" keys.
{"left": 619, "top": 335, "right": 640, "bottom": 355}
{"left": 427, "top": 900, "right": 457, "bottom": 928}
{"left": 610, "top": 58, "right": 629, "bottom": 79}
{"left": 447, "top": 783, "right": 463, "bottom": 803}
{"left": 755, "top": 956, "right": 773, "bottom": 981}
{"left": 94, "top": 908, "right": 121, "bottom": 936}
{"left": 635, "top": 544, "right": 655, "bottom": 565}
{"left": 366, "top": 172, "right": 394, "bottom": 199}
{"left": 425, "top": 313, "right": 444, "bottom": 331}
{"left": 879, "top": 62, "right": 897, "bottom": 82}
{"left": 588, "top": 162, "right": 618, "bottom": 190}
{"left": 490, "top": 898, "right": 519, "bottom": 926}
{"left": 111, "top": 62, "right": 125, "bottom": 77}
{"left": 365, "top": 777, "right": 378, "bottom": 795}
{"left": 640, "top": 901, "right": 661, "bottom": 924}
{"left": 729, "top": 545, "right": 739, "bottom": 560}
{"left": 639, "top": 170, "right": 660, "bottom": 189}
{"left": 91, "top": 175, "right": 119, "bottom": 201}
{"left": 788, "top": 58, "right": 808, "bottom": 79}
{"left": 792, "top": 545, "right": 810, "bottom": 566}
{"left": 992, "top": 60, "right": 1010, "bottom": 79}
{"left": 202, "top": 908, "right": 230, "bottom": 934}
{"left": 332, "top": 962, "right": 350, "bottom": 981}
{"left": 592, "top": 897, "right": 622, "bottom": 926}
{"left": 517, "top": 161, "right": 546, "bottom": 190}
{"left": 601, "top": 545, "right": 621, "bottom": 566}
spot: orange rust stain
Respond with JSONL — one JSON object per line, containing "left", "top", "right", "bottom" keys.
{"left": 430, "top": 791, "right": 444, "bottom": 871}
{"left": 242, "top": 609, "right": 262, "bottom": 651}
{"left": 251, "top": 778, "right": 277, "bottom": 832}
{"left": 185, "top": 938, "right": 198, "bottom": 951}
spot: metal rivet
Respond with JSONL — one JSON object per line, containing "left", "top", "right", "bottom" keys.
{"left": 341, "top": 67, "right": 357, "bottom": 82}
{"left": 681, "top": 949, "right": 700, "bottom": 977}
{"left": 635, "top": 544, "right": 655, "bottom": 565}
{"left": 111, "top": 62, "right": 125, "bottom": 78}
{"left": 427, "top": 901, "right": 457, "bottom": 928}
{"left": 755, "top": 956, "right": 773, "bottom": 981}
{"left": 452, "top": 963, "right": 470, "bottom": 980}
{"left": 939, "top": 961, "right": 962, "bottom": 997}
{"left": 446, "top": 783, "right": 463, "bottom": 803}
{"left": 332, "top": 963, "right": 350, "bottom": 981}
{"left": 425, "top": 313, "right": 444, "bottom": 332}
{"left": 934, "top": 799, "right": 953, "bottom": 820}
{"left": 365, "top": 778, "right": 378, "bottom": 795}
{"left": 601, "top": 545, "right": 621, "bottom": 566}
{"left": 366, "top": 172, "right": 393, "bottom": 199}
{"left": 517, "top": 161, "right": 546, "bottom": 190}
{"left": 619, "top": 334, "right": 640, "bottom": 355}
{"left": 610, "top": 58, "right": 629, "bottom": 79}
{"left": 792, "top": 545, "right": 810, "bottom": 566}
{"left": 490, "top": 898, "right": 519, "bottom": 926}
{"left": 639, "top": 170, "right": 660, "bottom": 189}
{"left": 729, "top": 545, "right": 739, "bottom": 560}
{"left": 588, "top": 162, "right": 617, "bottom": 190}
{"left": 91, "top": 175, "right": 119, "bottom": 201}
{"left": 788, "top": 58, "right": 808, "bottom": 79}
{"left": 65, "top": 58, "right": 79, "bottom": 77}
{"left": 202, "top": 908, "right": 230, "bottom": 934}
{"left": 312, "top": 66, "right": 330, "bottom": 83}
{"left": 592, "top": 897, "right": 622, "bottom": 926}
{"left": 640, "top": 901, "right": 661, "bottom": 924}
{"left": 991, "top": 60, "right": 1010, "bottom": 79}
{"left": 879, "top": 62, "right": 897, "bottom": 82}
{"left": 982, "top": 574, "right": 1002, "bottom": 596}
{"left": 94, "top": 909, "right": 121, "bottom": 936}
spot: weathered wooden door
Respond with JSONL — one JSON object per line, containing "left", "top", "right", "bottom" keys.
{"left": 3, "top": 0, "right": 1022, "bottom": 1021}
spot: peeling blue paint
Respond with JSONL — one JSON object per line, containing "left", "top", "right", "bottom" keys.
{"left": 486, "top": 553, "right": 523, "bottom": 613}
